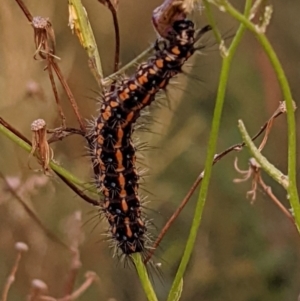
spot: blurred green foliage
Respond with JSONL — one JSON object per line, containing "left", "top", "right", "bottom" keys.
{"left": 0, "top": 1, "right": 300, "bottom": 300}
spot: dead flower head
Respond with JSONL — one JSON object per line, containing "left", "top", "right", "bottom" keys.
{"left": 29, "top": 119, "right": 53, "bottom": 174}
{"left": 31, "top": 16, "right": 56, "bottom": 60}
{"left": 233, "top": 157, "right": 261, "bottom": 203}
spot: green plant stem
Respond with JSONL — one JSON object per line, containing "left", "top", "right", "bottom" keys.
{"left": 132, "top": 254, "right": 158, "bottom": 301}
{"left": 167, "top": 1, "right": 252, "bottom": 300}
{"left": 0, "top": 123, "right": 92, "bottom": 192}
{"left": 238, "top": 120, "right": 289, "bottom": 189}
{"left": 215, "top": 0, "right": 300, "bottom": 232}
{"left": 203, "top": 0, "right": 222, "bottom": 44}
{"left": 68, "top": 0, "right": 103, "bottom": 87}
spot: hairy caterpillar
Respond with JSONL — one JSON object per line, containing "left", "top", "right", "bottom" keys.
{"left": 89, "top": 19, "right": 211, "bottom": 258}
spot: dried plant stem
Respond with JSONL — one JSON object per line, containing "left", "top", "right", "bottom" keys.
{"left": 14, "top": 0, "right": 32, "bottom": 21}
{"left": 47, "top": 127, "right": 85, "bottom": 144}
{"left": 97, "top": 0, "right": 120, "bottom": 72}
{"left": 47, "top": 58, "right": 66, "bottom": 128}
{"left": 55, "top": 172, "right": 99, "bottom": 206}
{"left": 63, "top": 252, "right": 81, "bottom": 296}
{"left": 0, "top": 117, "right": 31, "bottom": 144}
{"left": 1, "top": 251, "right": 23, "bottom": 301}
{"left": 61, "top": 272, "right": 96, "bottom": 301}
{"left": 63, "top": 211, "right": 82, "bottom": 296}
{"left": 258, "top": 177, "right": 295, "bottom": 227}
{"left": 39, "top": 272, "right": 97, "bottom": 301}
{"left": 145, "top": 171, "right": 202, "bottom": 264}
{"left": 51, "top": 61, "right": 85, "bottom": 132}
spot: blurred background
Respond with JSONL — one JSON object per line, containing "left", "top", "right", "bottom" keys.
{"left": 1, "top": 0, "right": 300, "bottom": 300}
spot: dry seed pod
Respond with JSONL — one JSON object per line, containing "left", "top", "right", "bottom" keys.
{"left": 29, "top": 119, "right": 53, "bottom": 173}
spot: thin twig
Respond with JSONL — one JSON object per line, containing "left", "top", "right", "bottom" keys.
{"left": 47, "top": 127, "right": 85, "bottom": 144}
{"left": 63, "top": 212, "right": 82, "bottom": 296}
{"left": 0, "top": 117, "right": 85, "bottom": 145}
{"left": 38, "top": 272, "right": 97, "bottom": 301}
{"left": 1, "top": 243, "right": 29, "bottom": 301}
{"left": 0, "top": 117, "right": 31, "bottom": 144}
{"left": 63, "top": 251, "right": 81, "bottom": 296}
{"left": 258, "top": 117, "right": 273, "bottom": 151}
{"left": 47, "top": 58, "right": 66, "bottom": 128}
{"left": 144, "top": 172, "right": 202, "bottom": 265}
{"left": 60, "top": 272, "right": 96, "bottom": 301}
{"left": 258, "top": 175, "right": 295, "bottom": 226}
{"left": 14, "top": 0, "right": 33, "bottom": 22}
{"left": 0, "top": 172, "right": 71, "bottom": 251}
{"left": 98, "top": 0, "right": 120, "bottom": 72}
{"left": 51, "top": 61, "right": 86, "bottom": 132}
{"left": 1, "top": 255, "right": 21, "bottom": 301}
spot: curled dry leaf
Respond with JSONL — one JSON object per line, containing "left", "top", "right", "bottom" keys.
{"left": 234, "top": 158, "right": 295, "bottom": 226}
{"left": 233, "top": 157, "right": 261, "bottom": 203}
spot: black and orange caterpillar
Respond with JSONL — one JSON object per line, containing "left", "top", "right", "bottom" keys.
{"left": 89, "top": 19, "right": 211, "bottom": 258}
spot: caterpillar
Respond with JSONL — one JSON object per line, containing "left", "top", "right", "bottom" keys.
{"left": 90, "top": 19, "right": 211, "bottom": 258}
